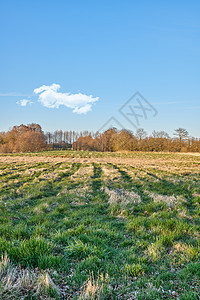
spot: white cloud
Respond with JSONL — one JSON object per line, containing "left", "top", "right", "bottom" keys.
{"left": 17, "top": 99, "right": 33, "bottom": 106}
{"left": 73, "top": 104, "right": 92, "bottom": 114}
{"left": 33, "top": 83, "right": 99, "bottom": 114}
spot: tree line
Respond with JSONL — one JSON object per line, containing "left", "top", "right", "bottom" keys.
{"left": 73, "top": 128, "right": 200, "bottom": 152}
{"left": 0, "top": 124, "right": 200, "bottom": 153}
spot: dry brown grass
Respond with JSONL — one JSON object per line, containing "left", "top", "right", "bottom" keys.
{"left": 0, "top": 254, "right": 60, "bottom": 299}
{"left": 146, "top": 191, "right": 178, "bottom": 208}
{"left": 104, "top": 187, "right": 141, "bottom": 216}
{"left": 101, "top": 164, "right": 121, "bottom": 181}
{"left": 0, "top": 152, "right": 199, "bottom": 174}
{"left": 79, "top": 272, "right": 110, "bottom": 300}
{"left": 71, "top": 164, "right": 93, "bottom": 180}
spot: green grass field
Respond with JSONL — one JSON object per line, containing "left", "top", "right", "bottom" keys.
{"left": 0, "top": 152, "right": 199, "bottom": 299}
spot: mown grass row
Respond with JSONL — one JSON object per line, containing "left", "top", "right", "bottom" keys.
{"left": 1, "top": 150, "right": 200, "bottom": 163}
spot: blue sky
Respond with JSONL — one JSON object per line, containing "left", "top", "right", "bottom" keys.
{"left": 0, "top": 0, "right": 200, "bottom": 137}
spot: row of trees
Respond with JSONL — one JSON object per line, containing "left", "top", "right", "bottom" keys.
{"left": 73, "top": 128, "right": 200, "bottom": 152}
{"left": 0, "top": 124, "right": 200, "bottom": 153}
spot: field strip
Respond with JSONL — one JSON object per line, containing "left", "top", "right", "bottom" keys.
{"left": 71, "top": 163, "right": 93, "bottom": 180}
{"left": 1, "top": 155, "right": 200, "bottom": 171}
{"left": 101, "top": 163, "right": 122, "bottom": 181}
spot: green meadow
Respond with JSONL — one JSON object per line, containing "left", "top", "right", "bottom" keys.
{"left": 0, "top": 152, "right": 199, "bottom": 299}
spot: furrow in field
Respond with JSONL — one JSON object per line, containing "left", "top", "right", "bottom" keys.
{"left": 101, "top": 163, "right": 122, "bottom": 183}
{"left": 71, "top": 163, "right": 93, "bottom": 181}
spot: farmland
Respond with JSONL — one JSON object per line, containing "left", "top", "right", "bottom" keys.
{"left": 0, "top": 151, "right": 199, "bottom": 299}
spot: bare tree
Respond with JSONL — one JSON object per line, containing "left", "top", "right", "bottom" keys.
{"left": 136, "top": 128, "right": 147, "bottom": 141}
{"left": 174, "top": 128, "right": 189, "bottom": 142}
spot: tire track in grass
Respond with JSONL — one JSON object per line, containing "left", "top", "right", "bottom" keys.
{"left": 111, "top": 164, "right": 151, "bottom": 204}
{"left": 1, "top": 163, "right": 82, "bottom": 228}
{"left": 91, "top": 163, "right": 104, "bottom": 197}
{"left": 116, "top": 165, "right": 196, "bottom": 221}
{"left": 128, "top": 165, "right": 196, "bottom": 211}
{"left": 35, "top": 162, "right": 82, "bottom": 196}
{"left": 25, "top": 163, "right": 82, "bottom": 218}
